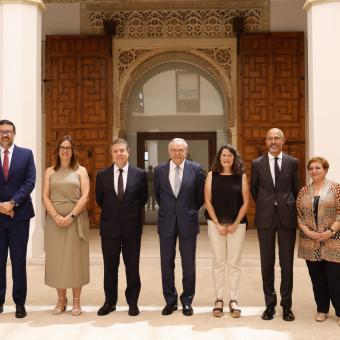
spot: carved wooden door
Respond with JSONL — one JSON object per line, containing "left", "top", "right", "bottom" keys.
{"left": 237, "top": 33, "right": 305, "bottom": 228}
{"left": 45, "top": 35, "right": 113, "bottom": 228}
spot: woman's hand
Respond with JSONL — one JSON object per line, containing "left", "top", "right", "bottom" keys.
{"left": 54, "top": 214, "right": 72, "bottom": 228}
{"left": 315, "top": 229, "right": 333, "bottom": 241}
{"left": 226, "top": 223, "right": 238, "bottom": 234}
{"left": 215, "top": 223, "right": 227, "bottom": 236}
{"left": 303, "top": 229, "right": 320, "bottom": 240}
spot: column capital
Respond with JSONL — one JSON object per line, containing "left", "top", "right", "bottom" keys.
{"left": 304, "top": 0, "right": 340, "bottom": 11}
{"left": 0, "top": 0, "right": 45, "bottom": 10}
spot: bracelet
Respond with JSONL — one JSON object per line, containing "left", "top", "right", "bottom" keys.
{"left": 234, "top": 220, "right": 240, "bottom": 225}
{"left": 330, "top": 227, "right": 336, "bottom": 235}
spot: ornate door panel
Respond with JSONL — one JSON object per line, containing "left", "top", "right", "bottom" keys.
{"left": 45, "top": 36, "right": 113, "bottom": 228}
{"left": 238, "top": 33, "right": 305, "bottom": 228}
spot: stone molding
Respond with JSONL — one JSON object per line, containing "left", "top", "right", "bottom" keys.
{"left": 112, "top": 39, "right": 236, "bottom": 135}
{"left": 1, "top": 0, "right": 45, "bottom": 9}
{"left": 303, "top": 0, "right": 340, "bottom": 10}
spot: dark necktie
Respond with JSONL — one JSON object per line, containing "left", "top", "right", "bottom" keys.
{"left": 3, "top": 149, "right": 9, "bottom": 180}
{"left": 274, "top": 157, "right": 280, "bottom": 188}
{"left": 117, "top": 168, "right": 124, "bottom": 200}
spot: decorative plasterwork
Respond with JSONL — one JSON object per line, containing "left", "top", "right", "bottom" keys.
{"left": 85, "top": 8, "right": 263, "bottom": 36}
{"left": 118, "top": 49, "right": 151, "bottom": 80}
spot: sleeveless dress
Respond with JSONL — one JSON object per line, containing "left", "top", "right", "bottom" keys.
{"left": 44, "top": 167, "right": 89, "bottom": 288}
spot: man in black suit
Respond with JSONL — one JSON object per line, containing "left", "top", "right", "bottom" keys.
{"left": 96, "top": 138, "right": 148, "bottom": 316}
{"left": 251, "top": 128, "right": 299, "bottom": 322}
{"left": 154, "top": 138, "right": 205, "bottom": 316}
{"left": 0, "top": 119, "right": 36, "bottom": 318}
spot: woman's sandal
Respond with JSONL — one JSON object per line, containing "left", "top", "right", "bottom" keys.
{"left": 52, "top": 297, "right": 67, "bottom": 315}
{"left": 212, "top": 299, "right": 224, "bottom": 317}
{"left": 72, "top": 297, "right": 82, "bottom": 316}
{"left": 229, "top": 300, "right": 241, "bottom": 318}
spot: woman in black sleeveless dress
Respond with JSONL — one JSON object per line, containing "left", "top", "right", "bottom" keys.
{"left": 204, "top": 144, "right": 249, "bottom": 317}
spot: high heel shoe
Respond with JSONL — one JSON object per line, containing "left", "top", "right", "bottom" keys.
{"left": 52, "top": 297, "right": 67, "bottom": 315}
{"left": 229, "top": 300, "right": 241, "bottom": 318}
{"left": 72, "top": 298, "right": 82, "bottom": 316}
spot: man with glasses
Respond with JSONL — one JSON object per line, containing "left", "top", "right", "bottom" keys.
{"left": 154, "top": 138, "right": 205, "bottom": 316}
{"left": 0, "top": 119, "right": 36, "bottom": 318}
{"left": 251, "top": 128, "right": 299, "bottom": 321}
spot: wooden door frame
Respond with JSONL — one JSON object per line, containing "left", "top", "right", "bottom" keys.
{"left": 137, "top": 131, "right": 216, "bottom": 169}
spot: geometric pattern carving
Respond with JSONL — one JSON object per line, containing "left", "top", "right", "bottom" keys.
{"left": 87, "top": 9, "right": 262, "bottom": 37}
{"left": 199, "top": 48, "right": 232, "bottom": 77}
{"left": 118, "top": 49, "right": 150, "bottom": 80}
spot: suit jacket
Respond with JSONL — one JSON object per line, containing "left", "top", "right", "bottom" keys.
{"left": 0, "top": 145, "right": 36, "bottom": 223}
{"left": 250, "top": 153, "right": 299, "bottom": 229}
{"left": 154, "top": 160, "right": 205, "bottom": 238}
{"left": 95, "top": 164, "right": 148, "bottom": 238}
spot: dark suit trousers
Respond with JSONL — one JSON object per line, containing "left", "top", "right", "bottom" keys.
{"left": 101, "top": 235, "right": 141, "bottom": 307}
{"left": 306, "top": 260, "right": 340, "bottom": 316}
{"left": 257, "top": 210, "right": 296, "bottom": 308}
{"left": 0, "top": 219, "right": 30, "bottom": 305}
{"left": 159, "top": 232, "right": 197, "bottom": 306}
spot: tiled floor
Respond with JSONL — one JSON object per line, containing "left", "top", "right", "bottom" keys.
{"left": 1, "top": 227, "right": 339, "bottom": 340}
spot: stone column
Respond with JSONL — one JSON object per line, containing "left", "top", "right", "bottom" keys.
{"left": 0, "top": 0, "right": 45, "bottom": 257}
{"left": 304, "top": 0, "right": 340, "bottom": 181}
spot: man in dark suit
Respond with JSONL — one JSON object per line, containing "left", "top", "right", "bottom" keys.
{"left": 154, "top": 138, "right": 205, "bottom": 316}
{"left": 251, "top": 128, "right": 299, "bottom": 322}
{"left": 96, "top": 138, "right": 148, "bottom": 316}
{"left": 0, "top": 119, "right": 36, "bottom": 318}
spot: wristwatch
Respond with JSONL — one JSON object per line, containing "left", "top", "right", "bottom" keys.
{"left": 70, "top": 213, "right": 76, "bottom": 219}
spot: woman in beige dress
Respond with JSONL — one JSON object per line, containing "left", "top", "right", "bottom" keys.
{"left": 43, "top": 135, "right": 90, "bottom": 316}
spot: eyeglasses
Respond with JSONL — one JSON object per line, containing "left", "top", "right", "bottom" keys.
{"left": 266, "top": 136, "right": 283, "bottom": 142}
{"left": 170, "top": 148, "right": 186, "bottom": 154}
{"left": 0, "top": 130, "right": 15, "bottom": 136}
{"left": 59, "top": 146, "right": 72, "bottom": 151}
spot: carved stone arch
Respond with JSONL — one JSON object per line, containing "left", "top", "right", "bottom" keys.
{"left": 117, "top": 49, "right": 235, "bottom": 139}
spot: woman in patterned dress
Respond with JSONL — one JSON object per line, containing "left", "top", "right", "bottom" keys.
{"left": 296, "top": 156, "right": 340, "bottom": 325}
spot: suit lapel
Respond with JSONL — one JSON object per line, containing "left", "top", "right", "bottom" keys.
{"left": 177, "top": 160, "right": 189, "bottom": 198}
{"left": 162, "top": 161, "right": 174, "bottom": 196}
{"left": 262, "top": 154, "right": 275, "bottom": 189}
{"left": 0, "top": 152, "right": 4, "bottom": 181}
{"left": 124, "top": 165, "right": 134, "bottom": 197}
{"left": 7, "top": 145, "right": 19, "bottom": 182}
{"left": 277, "top": 153, "right": 287, "bottom": 189}
{"left": 107, "top": 164, "right": 116, "bottom": 197}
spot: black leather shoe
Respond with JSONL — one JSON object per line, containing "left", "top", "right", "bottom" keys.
{"left": 161, "top": 304, "right": 178, "bottom": 315}
{"left": 283, "top": 308, "right": 295, "bottom": 321}
{"left": 182, "top": 304, "right": 193, "bottom": 316}
{"left": 261, "top": 306, "right": 275, "bottom": 320}
{"left": 128, "top": 305, "right": 140, "bottom": 316}
{"left": 0, "top": 304, "right": 3, "bottom": 313}
{"left": 97, "top": 302, "right": 116, "bottom": 316}
{"left": 15, "top": 305, "right": 27, "bottom": 318}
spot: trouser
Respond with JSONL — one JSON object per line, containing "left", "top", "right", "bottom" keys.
{"left": 0, "top": 219, "right": 30, "bottom": 305}
{"left": 101, "top": 235, "right": 141, "bottom": 307}
{"left": 159, "top": 232, "right": 197, "bottom": 306}
{"left": 207, "top": 220, "right": 246, "bottom": 301}
{"left": 257, "top": 210, "right": 296, "bottom": 308}
{"left": 306, "top": 260, "right": 340, "bottom": 317}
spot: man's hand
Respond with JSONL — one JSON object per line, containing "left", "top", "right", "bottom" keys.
{"left": 0, "top": 202, "right": 15, "bottom": 217}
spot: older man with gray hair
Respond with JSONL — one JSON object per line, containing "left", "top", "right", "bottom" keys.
{"left": 154, "top": 138, "right": 205, "bottom": 316}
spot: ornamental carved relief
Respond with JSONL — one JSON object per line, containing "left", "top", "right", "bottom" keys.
{"left": 117, "top": 47, "right": 232, "bottom": 81}
{"left": 118, "top": 49, "right": 151, "bottom": 80}
{"left": 86, "top": 9, "right": 262, "bottom": 37}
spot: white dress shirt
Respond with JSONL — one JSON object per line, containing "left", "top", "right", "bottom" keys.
{"left": 113, "top": 162, "right": 129, "bottom": 195}
{"left": 268, "top": 151, "right": 282, "bottom": 186}
{"left": 169, "top": 159, "right": 184, "bottom": 194}
{"left": 0, "top": 144, "right": 14, "bottom": 167}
